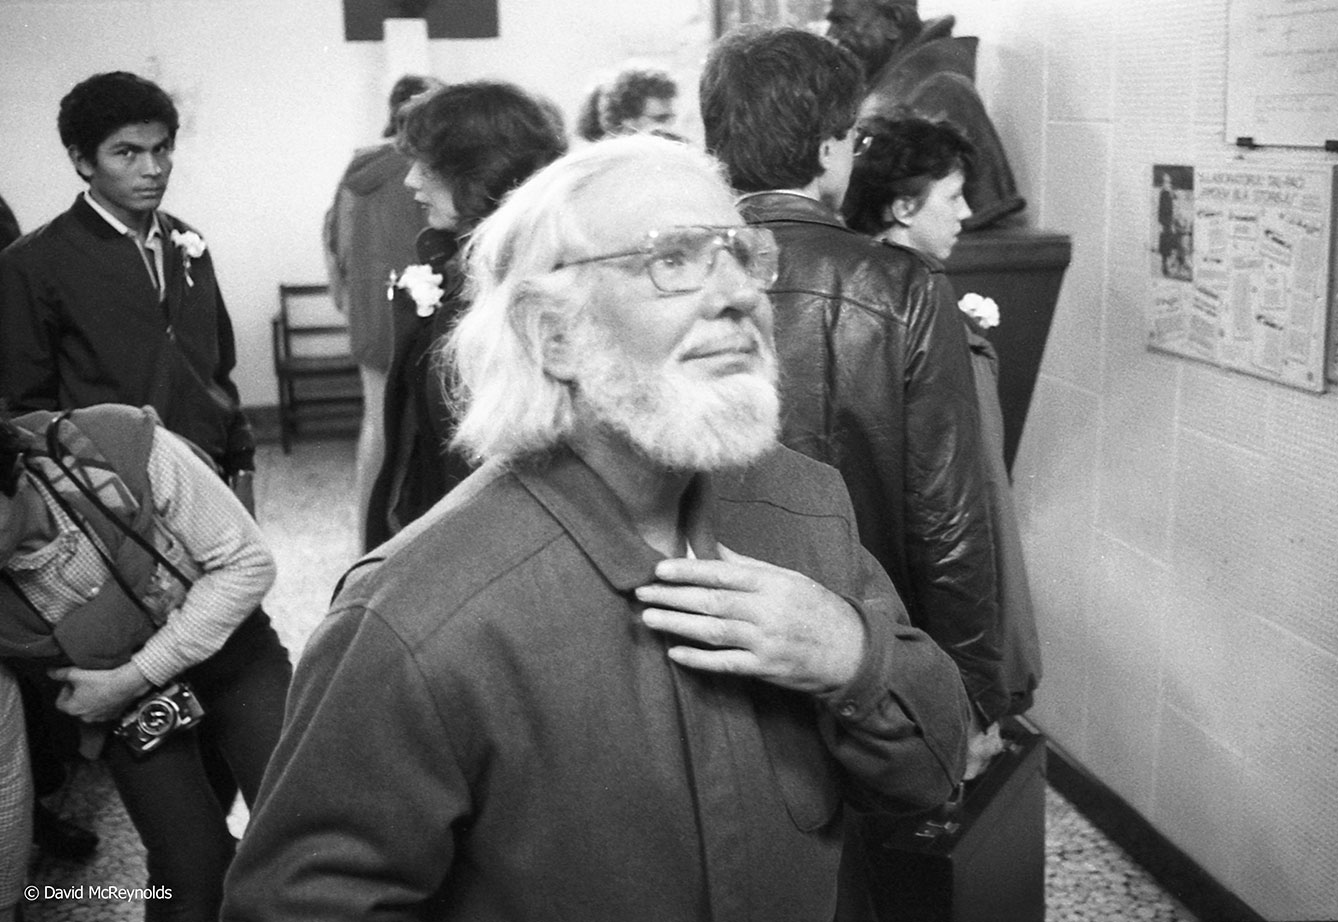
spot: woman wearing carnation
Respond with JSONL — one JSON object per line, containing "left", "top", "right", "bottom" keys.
{"left": 366, "top": 82, "right": 568, "bottom": 548}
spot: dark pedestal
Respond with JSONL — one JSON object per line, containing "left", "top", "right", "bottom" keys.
{"left": 944, "top": 227, "right": 1072, "bottom": 472}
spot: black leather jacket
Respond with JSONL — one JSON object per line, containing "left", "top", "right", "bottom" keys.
{"left": 740, "top": 192, "right": 1007, "bottom": 722}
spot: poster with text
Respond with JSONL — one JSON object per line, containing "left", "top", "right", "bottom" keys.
{"left": 1148, "top": 162, "right": 1336, "bottom": 393}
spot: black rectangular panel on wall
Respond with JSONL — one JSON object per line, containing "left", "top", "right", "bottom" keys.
{"left": 344, "top": 0, "right": 499, "bottom": 41}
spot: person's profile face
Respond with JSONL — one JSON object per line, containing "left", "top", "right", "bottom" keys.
{"left": 71, "top": 121, "right": 174, "bottom": 228}
{"left": 898, "top": 168, "right": 970, "bottom": 261}
{"left": 405, "top": 160, "right": 460, "bottom": 231}
{"left": 624, "top": 96, "right": 677, "bottom": 134}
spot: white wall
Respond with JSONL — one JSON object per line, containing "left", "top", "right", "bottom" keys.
{"left": 0, "top": 0, "right": 712, "bottom": 409}
{"left": 924, "top": 1, "right": 1338, "bottom": 918}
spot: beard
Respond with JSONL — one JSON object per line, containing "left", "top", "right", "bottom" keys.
{"left": 569, "top": 319, "right": 781, "bottom": 472}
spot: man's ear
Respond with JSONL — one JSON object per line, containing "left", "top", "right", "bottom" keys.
{"left": 537, "top": 305, "right": 580, "bottom": 383}
{"left": 818, "top": 137, "right": 839, "bottom": 175}
{"left": 67, "top": 145, "right": 93, "bottom": 182}
{"left": 887, "top": 196, "right": 918, "bottom": 227}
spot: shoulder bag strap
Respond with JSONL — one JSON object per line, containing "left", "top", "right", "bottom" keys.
{"left": 42, "top": 412, "right": 193, "bottom": 591}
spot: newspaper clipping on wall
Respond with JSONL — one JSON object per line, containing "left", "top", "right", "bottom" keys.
{"left": 1147, "top": 162, "right": 1336, "bottom": 393}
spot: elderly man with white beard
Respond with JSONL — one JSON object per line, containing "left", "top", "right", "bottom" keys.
{"left": 221, "top": 135, "right": 969, "bottom": 922}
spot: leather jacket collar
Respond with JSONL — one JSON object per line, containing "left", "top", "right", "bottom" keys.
{"left": 736, "top": 191, "right": 845, "bottom": 232}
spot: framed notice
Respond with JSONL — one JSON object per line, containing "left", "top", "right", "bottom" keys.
{"left": 1147, "top": 162, "right": 1337, "bottom": 393}
{"left": 1226, "top": 0, "right": 1338, "bottom": 148}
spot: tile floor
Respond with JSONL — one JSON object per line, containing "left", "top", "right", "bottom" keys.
{"left": 22, "top": 438, "right": 1201, "bottom": 921}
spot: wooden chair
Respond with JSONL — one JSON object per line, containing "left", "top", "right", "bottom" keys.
{"left": 270, "top": 283, "right": 362, "bottom": 452}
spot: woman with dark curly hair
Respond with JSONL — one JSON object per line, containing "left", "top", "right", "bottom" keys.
{"left": 841, "top": 112, "right": 975, "bottom": 250}
{"left": 366, "top": 81, "right": 568, "bottom": 548}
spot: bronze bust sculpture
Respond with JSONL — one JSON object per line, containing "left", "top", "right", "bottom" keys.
{"left": 826, "top": 0, "right": 1026, "bottom": 229}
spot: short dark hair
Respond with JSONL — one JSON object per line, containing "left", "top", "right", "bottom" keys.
{"left": 398, "top": 81, "right": 569, "bottom": 230}
{"left": 842, "top": 114, "right": 975, "bottom": 234}
{"left": 58, "top": 72, "right": 179, "bottom": 163}
{"left": 0, "top": 415, "right": 24, "bottom": 499}
{"left": 576, "top": 84, "right": 607, "bottom": 142}
{"left": 383, "top": 74, "right": 445, "bottom": 138}
{"left": 599, "top": 66, "right": 677, "bottom": 134}
{"left": 701, "top": 27, "right": 864, "bottom": 192}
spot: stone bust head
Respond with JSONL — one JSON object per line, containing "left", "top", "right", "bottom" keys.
{"left": 825, "top": 0, "right": 924, "bottom": 78}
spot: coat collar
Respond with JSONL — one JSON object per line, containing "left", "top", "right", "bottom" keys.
{"left": 735, "top": 190, "right": 846, "bottom": 232}
{"left": 514, "top": 447, "right": 721, "bottom": 593}
{"left": 71, "top": 193, "right": 126, "bottom": 240}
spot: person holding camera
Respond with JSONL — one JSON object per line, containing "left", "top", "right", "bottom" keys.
{"left": 0, "top": 403, "right": 291, "bottom": 922}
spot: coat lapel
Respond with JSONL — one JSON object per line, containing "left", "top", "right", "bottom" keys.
{"left": 159, "top": 215, "right": 185, "bottom": 322}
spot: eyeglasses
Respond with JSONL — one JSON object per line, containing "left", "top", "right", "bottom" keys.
{"left": 555, "top": 225, "right": 779, "bottom": 294}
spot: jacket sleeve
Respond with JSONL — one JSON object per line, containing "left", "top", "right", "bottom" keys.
{"left": 222, "top": 602, "right": 467, "bottom": 921}
{"left": 323, "top": 187, "right": 351, "bottom": 315}
{"left": 205, "top": 275, "right": 256, "bottom": 476}
{"left": 900, "top": 269, "right": 1008, "bottom": 723}
{"left": 0, "top": 660, "right": 33, "bottom": 909}
{"left": 814, "top": 477, "right": 971, "bottom": 813}
{"left": 0, "top": 246, "right": 61, "bottom": 412}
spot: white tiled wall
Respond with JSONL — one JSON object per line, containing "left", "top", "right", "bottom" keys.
{"left": 928, "top": 1, "right": 1338, "bottom": 918}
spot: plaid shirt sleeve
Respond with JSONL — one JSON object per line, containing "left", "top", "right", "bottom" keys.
{"left": 128, "top": 429, "right": 276, "bottom": 687}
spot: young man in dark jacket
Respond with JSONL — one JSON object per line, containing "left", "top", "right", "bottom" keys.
{"left": 0, "top": 68, "right": 260, "bottom": 875}
{"left": 702, "top": 27, "right": 1007, "bottom": 766}
{"left": 0, "top": 71, "right": 255, "bottom": 503}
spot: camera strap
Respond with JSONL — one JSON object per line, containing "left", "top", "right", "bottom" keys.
{"left": 25, "top": 464, "right": 167, "bottom": 629}
{"left": 43, "top": 412, "right": 194, "bottom": 592}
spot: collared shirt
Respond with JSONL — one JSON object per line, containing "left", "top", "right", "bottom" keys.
{"left": 6, "top": 426, "right": 274, "bottom": 686}
{"left": 82, "top": 191, "right": 166, "bottom": 300}
{"left": 223, "top": 446, "right": 969, "bottom": 922}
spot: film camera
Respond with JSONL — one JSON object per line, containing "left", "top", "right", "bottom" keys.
{"left": 114, "top": 681, "right": 205, "bottom": 757}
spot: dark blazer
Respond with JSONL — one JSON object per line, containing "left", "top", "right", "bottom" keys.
{"left": 365, "top": 228, "right": 473, "bottom": 550}
{"left": 0, "top": 195, "right": 254, "bottom": 475}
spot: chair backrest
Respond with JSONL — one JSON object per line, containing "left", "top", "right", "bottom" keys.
{"left": 276, "top": 284, "right": 352, "bottom": 359}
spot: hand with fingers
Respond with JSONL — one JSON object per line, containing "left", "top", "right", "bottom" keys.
{"left": 47, "top": 662, "right": 151, "bottom": 724}
{"left": 635, "top": 543, "right": 866, "bottom": 695}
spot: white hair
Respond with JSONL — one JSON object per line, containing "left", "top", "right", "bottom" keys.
{"left": 444, "top": 134, "right": 734, "bottom": 465}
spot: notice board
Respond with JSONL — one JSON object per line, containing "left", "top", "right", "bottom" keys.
{"left": 1147, "top": 162, "right": 1337, "bottom": 392}
{"left": 1226, "top": 0, "right": 1338, "bottom": 149}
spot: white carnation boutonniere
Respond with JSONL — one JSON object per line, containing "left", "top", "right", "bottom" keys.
{"left": 170, "top": 229, "right": 207, "bottom": 287}
{"left": 389, "top": 263, "right": 445, "bottom": 318}
{"left": 958, "top": 292, "right": 1000, "bottom": 329}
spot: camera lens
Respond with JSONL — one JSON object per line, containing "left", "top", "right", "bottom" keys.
{"left": 137, "top": 699, "right": 180, "bottom": 737}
